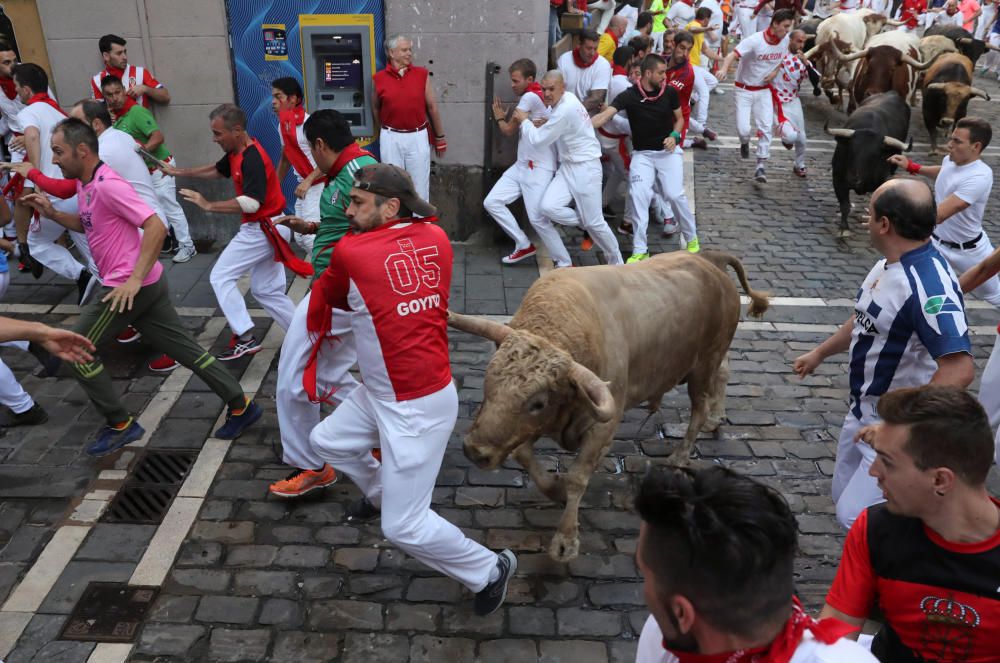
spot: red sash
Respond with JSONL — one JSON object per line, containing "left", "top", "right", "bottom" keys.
{"left": 278, "top": 106, "right": 326, "bottom": 184}
{"left": 258, "top": 217, "right": 313, "bottom": 278}
{"left": 572, "top": 47, "right": 599, "bottom": 68}
{"left": 525, "top": 81, "right": 545, "bottom": 103}
{"left": 0, "top": 78, "right": 16, "bottom": 100}
{"left": 27, "top": 92, "right": 65, "bottom": 116}
{"left": 769, "top": 85, "right": 787, "bottom": 124}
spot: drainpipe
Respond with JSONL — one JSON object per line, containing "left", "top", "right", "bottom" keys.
{"left": 482, "top": 61, "right": 501, "bottom": 225}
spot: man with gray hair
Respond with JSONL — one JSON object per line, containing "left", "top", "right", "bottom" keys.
{"left": 514, "top": 71, "right": 624, "bottom": 265}
{"left": 372, "top": 34, "right": 445, "bottom": 200}
{"left": 162, "top": 103, "right": 310, "bottom": 360}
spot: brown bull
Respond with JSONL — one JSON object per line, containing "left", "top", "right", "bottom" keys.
{"left": 834, "top": 44, "right": 928, "bottom": 112}
{"left": 448, "top": 251, "right": 769, "bottom": 561}
{"left": 921, "top": 53, "right": 990, "bottom": 153}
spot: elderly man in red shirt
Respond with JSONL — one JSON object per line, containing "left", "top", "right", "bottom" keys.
{"left": 372, "top": 35, "right": 445, "bottom": 201}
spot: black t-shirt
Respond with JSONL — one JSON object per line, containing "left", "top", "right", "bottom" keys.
{"left": 610, "top": 84, "right": 681, "bottom": 152}
{"left": 215, "top": 145, "right": 268, "bottom": 203}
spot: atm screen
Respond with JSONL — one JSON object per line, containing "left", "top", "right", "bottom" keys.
{"left": 322, "top": 57, "right": 362, "bottom": 89}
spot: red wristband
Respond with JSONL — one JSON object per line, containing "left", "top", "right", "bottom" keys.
{"left": 905, "top": 159, "right": 922, "bottom": 175}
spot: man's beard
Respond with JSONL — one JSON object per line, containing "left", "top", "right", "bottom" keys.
{"left": 662, "top": 610, "right": 699, "bottom": 652}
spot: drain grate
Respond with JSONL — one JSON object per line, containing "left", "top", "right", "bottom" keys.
{"left": 60, "top": 582, "right": 159, "bottom": 642}
{"left": 101, "top": 450, "right": 198, "bottom": 525}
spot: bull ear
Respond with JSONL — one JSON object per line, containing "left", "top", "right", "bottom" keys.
{"left": 568, "top": 361, "right": 617, "bottom": 423}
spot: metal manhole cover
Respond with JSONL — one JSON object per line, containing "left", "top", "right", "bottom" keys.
{"left": 60, "top": 582, "right": 159, "bottom": 643}
{"left": 100, "top": 450, "right": 198, "bottom": 525}
{"left": 130, "top": 450, "right": 197, "bottom": 485}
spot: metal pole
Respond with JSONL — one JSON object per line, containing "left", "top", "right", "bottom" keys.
{"left": 482, "top": 61, "right": 501, "bottom": 225}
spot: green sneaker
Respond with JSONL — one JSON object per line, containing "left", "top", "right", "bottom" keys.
{"left": 626, "top": 253, "right": 649, "bottom": 264}
{"left": 686, "top": 237, "right": 701, "bottom": 253}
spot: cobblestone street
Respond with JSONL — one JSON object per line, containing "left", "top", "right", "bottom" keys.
{"left": 1, "top": 69, "right": 1000, "bottom": 662}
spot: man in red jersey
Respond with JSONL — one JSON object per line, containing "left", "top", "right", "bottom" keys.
{"left": 305, "top": 164, "right": 516, "bottom": 617}
{"left": 372, "top": 35, "right": 445, "bottom": 200}
{"left": 822, "top": 385, "right": 1000, "bottom": 662}
{"left": 90, "top": 34, "right": 169, "bottom": 109}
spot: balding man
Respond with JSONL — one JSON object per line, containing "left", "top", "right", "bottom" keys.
{"left": 372, "top": 35, "right": 445, "bottom": 200}
{"left": 794, "top": 178, "right": 974, "bottom": 530}
{"left": 514, "top": 71, "right": 624, "bottom": 265}
{"left": 600, "top": 16, "right": 628, "bottom": 62}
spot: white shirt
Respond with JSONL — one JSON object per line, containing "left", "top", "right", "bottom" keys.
{"left": 839, "top": 0, "right": 861, "bottom": 11}
{"left": 934, "top": 156, "right": 993, "bottom": 243}
{"left": 98, "top": 127, "right": 162, "bottom": 217}
{"left": 282, "top": 114, "right": 319, "bottom": 183}
{"left": 0, "top": 88, "right": 24, "bottom": 135}
{"left": 519, "top": 91, "right": 601, "bottom": 163}
{"left": 667, "top": 1, "right": 696, "bottom": 27}
{"left": 557, "top": 51, "right": 612, "bottom": 103}
{"left": 514, "top": 90, "right": 557, "bottom": 170}
{"left": 616, "top": 5, "right": 640, "bottom": 39}
{"left": 734, "top": 31, "right": 790, "bottom": 86}
{"left": 931, "top": 9, "right": 965, "bottom": 25}
{"left": 697, "top": 0, "right": 725, "bottom": 46}
{"left": 605, "top": 73, "right": 633, "bottom": 136}
{"left": 18, "top": 101, "right": 67, "bottom": 179}
{"left": 636, "top": 615, "right": 879, "bottom": 663}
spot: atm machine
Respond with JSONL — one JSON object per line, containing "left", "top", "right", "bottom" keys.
{"left": 300, "top": 15, "right": 376, "bottom": 137}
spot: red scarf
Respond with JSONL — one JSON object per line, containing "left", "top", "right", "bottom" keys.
{"left": 329, "top": 141, "right": 376, "bottom": 178}
{"left": 258, "top": 217, "right": 314, "bottom": 278}
{"left": 104, "top": 65, "right": 126, "bottom": 80}
{"left": 763, "top": 27, "right": 781, "bottom": 45}
{"left": 612, "top": 64, "right": 628, "bottom": 77}
{"left": 604, "top": 27, "right": 619, "bottom": 45}
{"left": 572, "top": 47, "right": 599, "bottom": 68}
{"left": 303, "top": 216, "right": 439, "bottom": 404}
{"left": 0, "top": 77, "right": 16, "bottom": 101}
{"left": 525, "top": 81, "right": 545, "bottom": 103}
{"left": 278, "top": 105, "right": 322, "bottom": 181}
{"left": 27, "top": 92, "right": 65, "bottom": 116}
{"left": 114, "top": 95, "right": 138, "bottom": 120}
{"left": 664, "top": 599, "right": 857, "bottom": 663}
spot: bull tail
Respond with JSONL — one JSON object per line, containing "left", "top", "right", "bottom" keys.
{"left": 699, "top": 251, "right": 770, "bottom": 319}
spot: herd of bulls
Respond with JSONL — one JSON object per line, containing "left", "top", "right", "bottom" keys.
{"left": 799, "top": 9, "right": 994, "bottom": 233}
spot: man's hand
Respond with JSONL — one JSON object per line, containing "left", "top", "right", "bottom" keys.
{"left": 0, "top": 238, "right": 13, "bottom": 256}
{"left": 663, "top": 136, "right": 677, "bottom": 151}
{"left": 433, "top": 135, "right": 447, "bottom": 158}
{"left": 275, "top": 215, "right": 311, "bottom": 234}
{"left": 2, "top": 161, "right": 33, "bottom": 178}
{"left": 160, "top": 163, "right": 182, "bottom": 177}
{"left": 854, "top": 424, "right": 878, "bottom": 446}
{"left": 293, "top": 180, "right": 311, "bottom": 199}
{"left": 8, "top": 135, "right": 24, "bottom": 152}
{"left": 763, "top": 66, "right": 780, "bottom": 84}
{"left": 492, "top": 97, "right": 508, "bottom": 122}
{"left": 36, "top": 326, "right": 95, "bottom": 363}
{"left": 20, "top": 192, "right": 55, "bottom": 219}
{"left": 532, "top": 118, "right": 547, "bottom": 127}
{"left": 512, "top": 108, "right": 529, "bottom": 124}
{"left": 792, "top": 350, "right": 823, "bottom": 378}
{"left": 887, "top": 154, "right": 908, "bottom": 168}
{"left": 102, "top": 275, "right": 142, "bottom": 313}
{"left": 179, "top": 188, "right": 209, "bottom": 210}
{"left": 126, "top": 84, "right": 149, "bottom": 100}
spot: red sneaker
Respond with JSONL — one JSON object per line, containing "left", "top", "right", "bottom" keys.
{"left": 118, "top": 327, "right": 141, "bottom": 343}
{"left": 501, "top": 244, "right": 536, "bottom": 264}
{"left": 148, "top": 354, "right": 179, "bottom": 372}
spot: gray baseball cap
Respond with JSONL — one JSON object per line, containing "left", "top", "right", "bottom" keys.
{"left": 351, "top": 163, "right": 437, "bottom": 218}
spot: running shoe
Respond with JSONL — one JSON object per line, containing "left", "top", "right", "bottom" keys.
{"left": 5, "top": 403, "right": 48, "bottom": 426}
{"left": 148, "top": 354, "right": 179, "bottom": 372}
{"left": 214, "top": 397, "right": 262, "bottom": 439}
{"left": 346, "top": 496, "right": 381, "bottom": 521}
{"left": 269, "top": 465, "right": 338, "bottom": 498}
{"left": 662, "top": 217, "right": 679, "bottom": 236}
{"left": 626, "top": 253, "right": 649, "bottom": 264}
{"left": 474, "top": 549, "right": 517, "bottom": 616}
{"left": 86, "top": 418, "right": 145, "bottom": 457}
{"left": 218, "top": 335, "right": 263, "bottom": 361}
{"left": 173, "top": 245, "right": 197, "bottom": 264}
{"left": 793, "top": 166, "right": 808, "bottom": 178}
{"left": 501, "top": 244, "right": 536, "bottom": 264}
{"left": 617, "top": 221, "right": 634, "bottom": 236}
{"left": 740, "top": 142, "right": 750, "bottom": 159}
{"left": 754, "top": 166, "right": 767, "bottom": 183}
{"left": 117, "top": 327, "right": 142, "bottom": 343}
{"left": 702, "top": 127, "right": 718, "bottom": 141}
{"left": 580, "top": 233, "right": 594, "bottom": 251}
{"left": 686, "top": 237, "right": 701, "bottom": 253}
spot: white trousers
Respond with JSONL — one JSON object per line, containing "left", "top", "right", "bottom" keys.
{"left": 0, "top": 271, "right": 32, "bottom": 414}
{"left": 601, "top": 139, "right": 629, "bottom": 211}
{"left": 651, "top": 31, "right": 665, "bottom": 53}
{"left": 209, "top": 222, "right": 296, "bottom": 336}
{"left": 28, "top": 195, "right": 97, "bottom": 282}
{"left": 628, "top": 149, "right": 697, "bottom": 253}
{"left": 541, "top": 160, "right": 624, "bottom": 265}
{"left": 292, "top": 183, "right": 322, "bottom": 254}
{"left": 485, "top": 162, "right": 573, "bottom": 267}
{"left": 932, "top": 234, "right": 1000, "bottom": 306}
{"left": 979, "top": 334, "right": 1000, "bottom": 465}
{"left": 688, "top": 66, "right": 718, "bottom": 136}
{"left": 780, "top": 97, "right": 808, "bottom": 169}
{"left": 833, "top": 400, "right": 885, "bottom": 529}
{"left": 309, "top": 382, "right": 498, "bottom": 592}
{"left": 735, "top": 86, "right": 774, "bottom": 161}
{"left": 276, "top": 291, "right": 359, "bottom": 469}
{"left": 380, "top": 127, "right": 431, "bottom": 201}
{"left": 151, "top": 166, "right": 194, "bottom": 250}
{"left": 984, "top": 33, "right": 1000, "bottom": 72}
{"left": 734, "top": 7, "right": 756, "bottom": 41}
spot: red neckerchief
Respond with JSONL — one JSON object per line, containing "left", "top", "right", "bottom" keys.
{"left": 277, "top": 105, "right": 315, "bottom": 179}
{"left": 525, "top": 81, "right": 545, "bottom": 103}
{"left": 385, "top": 62, "right": 409, "bottom": 79}
{"left": 763, "top": 27, "right": 781, "bottom": 45}
{"left": 604, "top": 27, "right": 619, "bottom": 45}
{"left": 104, "top": 65, "right": 126, "bottom": 80}
{"left": 27, "top": 92, "right": 66, "bottom": 116}
{"left": 114, "top": 95, "right": 138, "bottom": 120}
{"left": 612, "top": 64, "right": 628, "bottom": 77}
{"left": 329, "top": 141, "right": 376, "bottom": 179}
{"left": 663, "top": 598, "right": 857, "bottom": 663}
{"left": 637, "top": 81, "right": 667, "bottom": 103}
{"left": 0, "top": 77, "right": 16, "bottom": 100}
{"left": 572, "top": 47, "right": 598, "bottom": 68}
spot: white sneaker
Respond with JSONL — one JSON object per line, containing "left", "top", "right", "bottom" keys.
{"left": 172, "top": 245, "right": 197, "bottom": 263}
{"left": 712, "top": 87, "right": 725, "bottom": 95}
{"left": 662, "top": 217, "right": 679, "bottom": 236}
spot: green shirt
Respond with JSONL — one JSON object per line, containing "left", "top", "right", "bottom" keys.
{"left": 113, "top": 104, "right": 171, "bottom": 166}
{"left": 312, "top": 152, "right": 378, "bottom": 273}
{"left": 651, "top": 0, "right": 668, "bottom": 32}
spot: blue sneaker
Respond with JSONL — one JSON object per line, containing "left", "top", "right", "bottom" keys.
{"left": 214, "top": 398, "right": 262, "bottom": 439}
{"left": 86, "top": 419, "right": 145, "bottom": 457}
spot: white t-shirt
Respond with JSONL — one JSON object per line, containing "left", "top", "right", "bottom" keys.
{"left": 931, "top": 9, "right": 964, "bottom": 25}
{"left": 617, "top": 5, "right": 641, "bottom": 40}
{"left": 605, "top": 73, "right": 634, "bottom": 136}
{"left": 18, "top": 101, "right": 67, "bottom": 179}
{"left": 0, "top": 88, "right": 24, "bottom": 135}
{"left": 734, "top": 30, "right": 790, "bottom": 86}
{"left": 557, "top": 51, "right": 612, "bottom": 103}
{"left": 667, "top": 1, "right": 697, "bottom": 27}
{"left": 934, "top": 156, "right": 993, "bottom": 243}
{"left": 514, "top": 90, "right": 557, "bottom": 170}
{"left": 839, "top": 0, "right": 861, "bottom": 11}
{"left": 636, "top": 615, "right": 879, "bottom": 663}
{"left": 698, "top": 0, "right": 725, "bottom": 46}
{"left": 281, "top": 115, "right": 320, "bottom": 183}
{"left": 519, "top": 91, "right": 601, "bottom": 163}
{"left": 98, "top": 127, "right": 163, "bottom": 218}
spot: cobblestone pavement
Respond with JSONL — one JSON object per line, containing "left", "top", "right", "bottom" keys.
{"left": 1, "top": 68, "right": 1000, "bottom": 662}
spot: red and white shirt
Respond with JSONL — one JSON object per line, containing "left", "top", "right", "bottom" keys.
{"left": 91, "top": 65, "right": 163, "bottom": 108}
{"left": 308, "top": 218, "right": 453, "bottom": 402}
{"left": 734, "top": 30, "right": 790, "bottom": 87}
{"left": 772, "top": 53, "right": 808, "bottom": 104}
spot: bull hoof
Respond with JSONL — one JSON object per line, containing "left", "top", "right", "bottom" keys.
{"left": 548, "top": 531, "right": 580, "bottom": 562}
{"left": 838, "top": 228, "right": 852, "bottom": 239}
{"left": 702, "top": 417, "right": 724, "bottom": 433}
{"left": 665, "top": 449, "right": 694, "bottom": 466}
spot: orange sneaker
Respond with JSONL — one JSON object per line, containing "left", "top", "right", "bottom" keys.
{"left": 580, "top": 233, "right": 594, "bottom": 251}
{"left": 371, "top": 448, "right": 382, "bottom": 463}
{"left": 269, "top": 464, "right": 338, "bottom": 498}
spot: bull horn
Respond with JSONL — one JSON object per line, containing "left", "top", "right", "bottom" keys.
{"left": 447, "top": 311, "right": 512, "bottom": 345}
{"left": 957, "top": 37, "right": 973, "bottom": 45}
{"left": 925, "top": 82, "right": 948, "bottom": 90}
{"left": 804, "top": 44, "right": 820, "bottom": 59}
{"left": 568, "top": 361, "right": 616, "bottom": 423}
{"left": 970, "top": 86, "right": 991, "bottom": 100}
{"left": 883, "top": 135, "right": 908, "bottom": 151}
{"left": 823, "top": 122, "right": 855, "bottom": 138}
{"left": 988, "top": 42, "right": 1000, "bottom": 51}
{"left": 831, "top": 43, "right": 868, "bottom": 62}
{"left": 901, "top": 54, "right": 932, "bottom": 70}
{"left": 885, "top": 18, "right": 905, "bottom": 26}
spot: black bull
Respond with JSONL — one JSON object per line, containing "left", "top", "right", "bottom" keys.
{"left": 923, "top": 24, "right": 992, "bottom": 66}
{"left": 828, "top": 91, "right": 911, "bottom": 233}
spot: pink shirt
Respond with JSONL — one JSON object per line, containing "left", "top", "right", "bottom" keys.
{"left": 960, "top": 0, "right": 981, "bottom": 30}
{"left": 76, "top": 162, "right": 161, "bottom": 287}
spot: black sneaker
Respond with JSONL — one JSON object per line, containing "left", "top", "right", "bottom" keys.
{"left": 4, "top": 403, "right": 48, "bottom": 427}
{"left": 474, "top": 549, "right": 517, "bottom": 616}
{"left": 740, "top": 142, "right": 750, "bottom": 159}
{"left": 346, "top": 497, "right": 380, "bottom": 522}
{"left": 754, "top": 166, "right": 767, "bottom": 183}
{"left": 28, "top": 342, "right": 60, "bottom": 377}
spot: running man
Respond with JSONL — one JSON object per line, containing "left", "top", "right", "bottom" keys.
{"left": 271, "top": 76, "right": 322, "bottom": 254}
